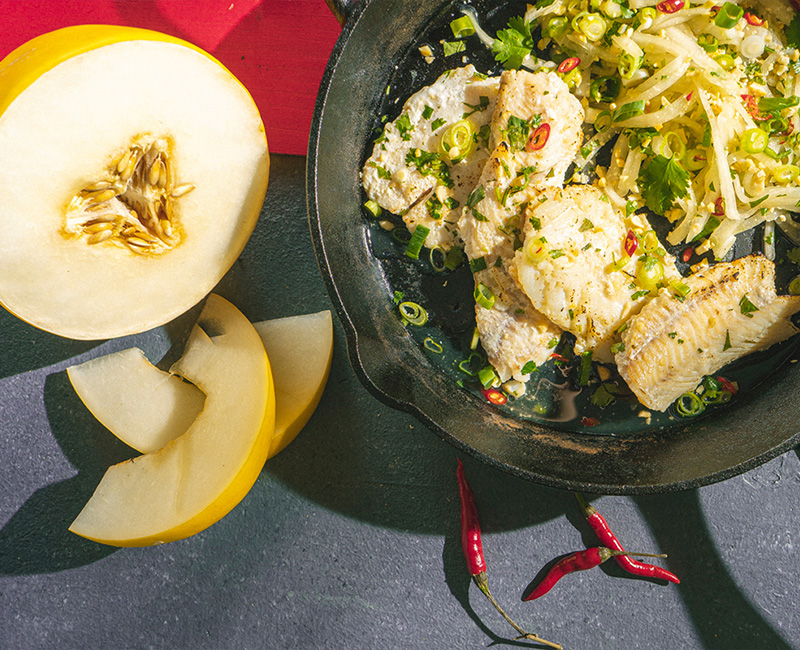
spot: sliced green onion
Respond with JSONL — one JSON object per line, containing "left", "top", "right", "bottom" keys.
{"left": 405, "top": 225, "right": 430, "bottom": 259}
{"left": 675, "top": 391, "right": 705, "bottom": 416}
{"left": 474, "top": 283, "right": 495, "bottom": 310}
{"left": 477, "top": 365, "right": 498, "bottom": 388}
{"left": 470, "top": 326, "right": 480, "bottom": 350}
{"left": 392, "top": 227, "right": 412, "bottom": 244}
{"left": 429, "top": 245, "right": 447, "bottom": 272}
{"left": 579, "top": 13, "right": 608, "bottom": 40}
{"left": 773, "top": 164, "right": 800, "bottom": 184}
{"left": 671, "top": 280, "right": 691, "bottom": 301}
{"left": 713, "top": 52, "right": 735, "bottom": 71}
{"left": 684, "top": 148, "right": 708, "bottom": 171}
{"left": 439, "top": 119, "right": 475, "bottom": 162}
{"left": 458, "top": 351, "right": 484, "bottom": 376}
{"left": 578, "top": 351, "right": 592, "bottom": 386}
{"left": 697, "top": 33, "right": 719, "bottom": 53}
{"left": 618, "top": 53, "right": 641, "bottom": 79}
{"left": 544, "top": 15, "right": 568, "bottom": 38}
{"left": 450, "top": 15, "right": 475, "bottom": 38}
{"left": 398, "top": 301, "right": 428, "bottom": 326}
{"left": 641, "top": 230, "right": 660, "bottom": 253}
{"left": 714, "top": 2, "right": 743, "bottom": 28}
{"left": 636, "top": 254, "right": 665, "bottom": 292}
{"left": 594, "top": 110, "right": 613, "bottom": 133}
{"left": 612, "top": 100, "right": 645, "bottom": 123}
{"left": 789, "top": 275, "right": 800, "bottom": 295}
{"left": 765, "top": 115, "right": 790, "bottom": 134}
{"left": 561, "top": 67, "right": 581, "bottom": 90}
{"left": 590, "top": 76, "right": 621, "bottom": 103}
{"left": 740, "top": 127, "right": 769, "bottom": 154}
{"left": 660, "top": 131, "right": 686, "bottom": 159}
{"left": 423, "top": 337, "right": 443, "bottom": 353}
{"left": 524, "top": 236, "right": 549, "bottom": 264}
{"left": 364, "top": 199, "right": 382, "bottom": 217}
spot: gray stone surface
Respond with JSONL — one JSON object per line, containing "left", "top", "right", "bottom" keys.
{"left": 1, "top": 155, "right": 798, "bottom": 650}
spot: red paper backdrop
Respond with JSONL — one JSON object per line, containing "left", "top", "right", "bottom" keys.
{"left": 0, "top": 0, "right": 342, "bottom": 156}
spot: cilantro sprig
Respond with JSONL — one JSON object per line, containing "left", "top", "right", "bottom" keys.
{"left": 493, "top": 16, "right": 534, "bottom": 69}
{"left": 637, "top": 154, "right": 690, "bottom": 215}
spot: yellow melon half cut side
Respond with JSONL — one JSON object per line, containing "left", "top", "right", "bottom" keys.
{"left": 67, "top": 310, "right": 333, "bottom": 457}
{"left": 0, "top": 26, "right": 269, "bottom": 339}
{"left": 68, "top": 294, "right": 276, "bottom": 546}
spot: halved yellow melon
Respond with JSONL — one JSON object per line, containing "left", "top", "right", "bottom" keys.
{"left": 0, "top": 26, "right": 269, "bottom": 339}
{"left": 68, "top": 294, "right": 275, "bottom": 546}
{"left": 66, "top": 310, "right": 333, "bottom": 457}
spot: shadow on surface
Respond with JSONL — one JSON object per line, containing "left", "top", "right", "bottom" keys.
{"left": 265, "top": 338, "right": 576, "bottom": 536}
{"left": 636, "top": 490, "right": 793, "bottom": 650}
{"left": 0, "top": 371, "right": 136, "bottom": 575}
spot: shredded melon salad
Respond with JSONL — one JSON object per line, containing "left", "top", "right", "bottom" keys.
{"left": 462, "top": 0, "right": 800, "bottom": 260}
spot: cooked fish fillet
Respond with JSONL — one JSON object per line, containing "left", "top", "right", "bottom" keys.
{"left": 458, "top": 70, "right": 584, "bottom": 382}
{"left": 361, "top": 65, "right": 500, "bottom": 249}
{"left": 511, "top": 185, "right": 681, "bottom": 361}
{"left": 616, "top": 254, "right": 800, "bottom": 411}
{"left": 490, "top": 69, "right": 584, "bottom": 184}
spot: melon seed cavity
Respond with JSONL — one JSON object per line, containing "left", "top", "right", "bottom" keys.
{"left": 64, "top": 135, "right": 194, "bottom": 254}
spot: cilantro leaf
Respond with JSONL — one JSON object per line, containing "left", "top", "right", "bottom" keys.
{"left": 638, "top": 155, "right": 690, "bottom": 215}
{"left": 493, "top": 16, "right": 533, "bottom": 69}
{"left": 786, "top": 12, "right": 800, "bottom": 49}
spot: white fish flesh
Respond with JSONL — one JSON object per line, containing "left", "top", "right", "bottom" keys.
{"left": 458, "top": 70, "right": 584, "bottom": 382}
{"left": 511, "top": 184, "right": 681, "bottom": 361}
{"left": 361, "top": 65, "right": 500, "bottom": 250}
{"left": 615, "top": 254, "right": 800, "bottom": 411}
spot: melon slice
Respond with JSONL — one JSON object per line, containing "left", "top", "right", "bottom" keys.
{"left": 68, "top": 294, "right": 276, "bottom": 546}
{"left": 66, "top": 310, "right": 333, "bottom": 456}
{"left": 0, "top": 26, "right": 269, "bottom": 339}
{"left": 67, "top": 347, "right": 206, "bottom": 454}
{"left": 254, "top": 311, "right": 333, "bottom": 456}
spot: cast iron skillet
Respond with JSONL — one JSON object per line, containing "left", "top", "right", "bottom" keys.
{"left": 307, "top": 0, "right": 800, "bottom": 494}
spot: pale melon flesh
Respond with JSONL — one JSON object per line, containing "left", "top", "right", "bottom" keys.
{"left": 67, "top": 310, "right": 333, "bottom": 457}
{"left": 68, "top": 294, "right": 276, "bottom": 546}
{"left": 0, "top": 27, "right": 269, "bottom": 339}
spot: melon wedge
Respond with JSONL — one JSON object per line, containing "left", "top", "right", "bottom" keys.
{"left": 254, "top": 311, "right": 333, "bottom": 456}
{"left": 0, "top": 26, "right": 269, "bottom": 339}
{"left": 68, "top": 294, "right": 275, "bottom": 546}
{"left": 67, "top": 347, "right": 206, "bottom": 454}
{"left": 66, "top": 310, "right": 333, "bottom": 457}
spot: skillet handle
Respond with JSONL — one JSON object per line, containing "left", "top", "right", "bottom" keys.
{"left": 324, "top": 0, "right": 359, "bottom": 26}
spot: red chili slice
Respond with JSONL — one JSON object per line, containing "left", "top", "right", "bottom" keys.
{"left": 581, "top": 416, "right": 600, "bottom": 427}
{"left": 744, "top": 11, "right": 764, "bottom": 26}
{"left": 624, "top": 229, "right": 638, "bottom": 257}
{"left": 713, "top": 196, "right": 725, "bottom": 216}
{"left": 526, "top": 123, "right": 551, "bottom": 151}
{"left": 557, "top": 57, "right": 580, "bottom": 74}
{"left": 550, "top": 352, "right": 568, "bottom": 362}
{"left": 682, "top": 246, "right": 693, "bottom": 263}
{"left": 482, "top": 387, "right": 507, "bottom": 405}
{"left": 741, "top": 94, "right": 769, "bottom": 121}
{"left": 716, "top": 376, "right": 738, "bottom": 395}
{"left": 656, "top": 0, "right": 684, "bottom": 13}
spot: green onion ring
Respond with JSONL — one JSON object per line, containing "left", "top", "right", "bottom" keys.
{"left": 398, "top": 301, "right": 428, "bottom": 326}
{"left": 675, "top": 391, "right": 705, "bottom": 416}
{"left": 423, "top": 337, "right": 443, "bottom": 354}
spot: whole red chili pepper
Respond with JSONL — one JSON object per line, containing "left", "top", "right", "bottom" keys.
{"left": 575, "top": 493, "right": 680, "bottom": 584}
{"left": 525, "top": 547, "right": 630, "bottom": 600}
{"left": 457, "top": 460, "right": 562, "bottom": 649}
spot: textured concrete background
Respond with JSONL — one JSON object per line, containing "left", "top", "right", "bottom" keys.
{"left": 1, "top": 156, "right": 798, "bottom": 650}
